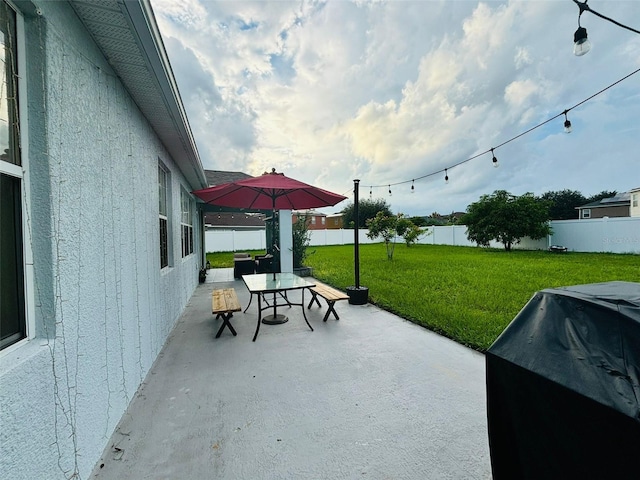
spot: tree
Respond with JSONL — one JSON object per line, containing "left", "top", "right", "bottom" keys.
{"left": 366, "top": 212, "right": 423, "bottom": 258}
{"left": 462, "top": 190, "right": 552, "bottom": 251}
{"left": 586, "top": 190, "right": 617, "bottom": 204}
{"left": 409, "top": 216, "right": 428, "bottom": 227}
{"left": 291, "top": 214, "right": 311, "bottom": 268}
{"left": 539, "top": 189, "right": 586, "bottom": 220}
{"left": 342, "top": 198, "right": 392, "bottom": 228}
{"left": 401, "top": 222, "right": 426, "bottom": 247}
{"left": 366, "top": 212, "right": 401, "bottom": 260}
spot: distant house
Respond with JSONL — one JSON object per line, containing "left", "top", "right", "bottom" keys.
{"left": 202, "top": 169, "right": 266, "bottom": 230}
{"left": 630, "top": 187, "right": 640, "bottom": 218}
{"left": 205, "top": 169, "right": 253, "bottom": 187}
{"left": 292, "top": 209, "right": 327, "bottom": 230}
{"left": 576, "top": 192, "right": 631, "bottom": 219}
{"left": 326, "top": 213, "right": 344, "bottom": 229}
{"left": 204, "top": 212, "right": 266, "bottom": 230}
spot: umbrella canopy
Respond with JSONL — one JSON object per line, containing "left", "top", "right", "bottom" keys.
{"left": 192, "top": 168, "right": 347, "bottom": 210}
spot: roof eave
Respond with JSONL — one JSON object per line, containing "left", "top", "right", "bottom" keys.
{"left": 120, "top": 0, "right": 207, "bottom": 189}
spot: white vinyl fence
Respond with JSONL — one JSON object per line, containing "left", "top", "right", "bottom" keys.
{"left": 206, "top": 217, "right": 640, "bottom": 254}
{"left": 549, "top": 217, "right": 640, "bottom": 254}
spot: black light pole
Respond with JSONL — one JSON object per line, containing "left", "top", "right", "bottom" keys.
{"left": 347, "top": 179, "right": 368, "bottom": 305}
{"left": 354, "top": 179, "right": 360, "bottom": 288}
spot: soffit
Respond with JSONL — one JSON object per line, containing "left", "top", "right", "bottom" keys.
{"left": 69, "top": 0, "right": 206, "bottom": 189}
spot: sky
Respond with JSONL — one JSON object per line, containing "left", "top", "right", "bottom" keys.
{"left": 151, "top": 0, "right": 640, "bottom": 216}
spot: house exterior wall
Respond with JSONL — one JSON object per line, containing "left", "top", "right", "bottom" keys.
{"left": 292, "top": 212, "right": 326, "bottom": 230}
{"left": 630, "top": 190, "right": 640, "bottom": 218}
{"left": 0, "top": 3, "right": 201, "bottom": 479}
{"left": 326, "top": 215, "right": 344, "bottom": 229}
{"left": 579, "top": 205, "right": 629, "bottom": 219}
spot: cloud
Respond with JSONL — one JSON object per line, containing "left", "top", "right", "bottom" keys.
{"left": 152, "top": 0, "right": 640, "bottom": 215}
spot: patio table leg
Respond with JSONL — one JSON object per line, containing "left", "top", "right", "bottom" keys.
{"left": 244, "top": 293, "right": 254, "bottom": 313}
{"left": 301, "top": 289, "right": 314, "bottom": 332}
{"left": 252, "top": 294, "right": 263, "bottom": 341}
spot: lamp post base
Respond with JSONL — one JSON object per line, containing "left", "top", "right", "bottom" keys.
{"left": 347, "top": 286, "right": 369, "bottom": 305}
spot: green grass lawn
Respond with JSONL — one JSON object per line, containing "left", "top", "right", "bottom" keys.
{"left": 206, "top": 244, "right": 639, "bottom": 351}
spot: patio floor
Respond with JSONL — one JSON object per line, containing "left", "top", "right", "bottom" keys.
{"left": 91, "top": 269, "right": 492, "bottom": 479}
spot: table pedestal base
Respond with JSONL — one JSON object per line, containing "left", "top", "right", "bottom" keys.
{"left": 262, "top": 314, "right": 289, "bottom": 324}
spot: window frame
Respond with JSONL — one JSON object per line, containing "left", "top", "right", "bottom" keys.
{"left": 1, "top": 1, "right": 32, "bottom": 353}
{"left": 180, "top": 188, "right": 194, "bottom": 258}
{"left": 158, "top": 163, "right": 170, "bottom": 269}
{"left": 581, "top": 208, "right": 591, "bottom": 219}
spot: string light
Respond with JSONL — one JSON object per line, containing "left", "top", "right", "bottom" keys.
{"left": 388, "top": 185, "right": 392, "bottom": 196}
{"left": 369, "top": 186, "right": 372, "bottom": 197}
{"left": 573, "top": 2, "right": 591, "bottom": 56}
{"left": 491, "top": 148, "right": 499, "bottom": 168}
{"left": 411, "top": 179, "right": 415, "bottom": 193}
{"left": 563, "top": 110, "right": 572, "bottom": 133}
{"left": 356, "top": 67, "right": 639, "bottom": 195}
{"left": 572, "top": 0, "right": 640, "bottom": 57}
{"left": 444, "top": 169, "right": 449, "bottom": 184}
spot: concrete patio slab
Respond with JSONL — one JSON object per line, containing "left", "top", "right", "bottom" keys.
{"left": 91, "top": 269, "right": 492, "bottom": 479}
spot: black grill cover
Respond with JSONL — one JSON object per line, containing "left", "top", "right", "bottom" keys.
{"left": 486, "top": 281, "right": 640, "bottom": 480}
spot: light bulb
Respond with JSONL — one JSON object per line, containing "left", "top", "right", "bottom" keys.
{"left": 411, "top": 180, "right": 415, "bottom": 193}
{"left": 562, "top": 110, "right": 573, "bottom": 133}
{"left": 492, "top": 154, "right": 499, "bottom": 168}
{"left": 444, "top": 169, "right": 449, "bottom": 184}
{"left": 564, "top": 119, "right": 572, "bottom": 133}
{"left": 573, "top": 27, "right": 591, "bottom": 56}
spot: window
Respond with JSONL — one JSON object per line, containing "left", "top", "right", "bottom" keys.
{"left": 180, "top": 189, "right": 194, "bottom": 257}
{"left": 321, "top": 217, "right": 325, "bottom": 226}
{"left": 158, "top": 164, "right": 169, "bottom": 268}
{"left": 1, "top": 2, "right": 26, "bottom": 350}
{"left": 582, "top": 208, "right": 591, "bottom": 219}
{"left": 633, "top": 194, "right": 638, "bottom": 208}
{"left": 311, "top": 216, "right": 316, "bottom": 225}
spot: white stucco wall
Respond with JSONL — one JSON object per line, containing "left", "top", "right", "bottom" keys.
{"left": 0, "top": 3, "right": 201, "bottom": 479}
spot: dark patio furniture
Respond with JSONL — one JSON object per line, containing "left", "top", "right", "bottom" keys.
{"left": 233, "top": 253, "right": 255, "bottom": 279}
{"left": 255, "top": 254, "right": 274, "bottom": 274}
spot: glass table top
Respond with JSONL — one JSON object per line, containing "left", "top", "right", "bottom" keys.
{"left": 242, "top": 273, "right": 315, "bottom": 293}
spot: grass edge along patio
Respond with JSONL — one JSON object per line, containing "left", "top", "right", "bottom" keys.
{"left": 207, "top": 243, "right": 640, "bottom": 351}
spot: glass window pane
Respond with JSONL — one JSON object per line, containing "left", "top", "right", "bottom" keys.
{"left": 0, "top": 4, "right": 20, "bottom": 167}
{"left": 159, "top": 217, "right": 168, "bottom": 268}
{"left": 1, "top": 172, "right": 26, "bottom": 348}
{"left": 158, "top": 166, "right": 167, "bottom": 216}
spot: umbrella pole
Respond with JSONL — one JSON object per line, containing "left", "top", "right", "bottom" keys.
{"left": 272, "top": 198, "right": 277, "bottom": 281}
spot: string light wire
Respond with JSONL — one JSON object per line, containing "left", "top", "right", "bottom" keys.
{"left": 362, "top": 66, "right": 640, "bottom": 192}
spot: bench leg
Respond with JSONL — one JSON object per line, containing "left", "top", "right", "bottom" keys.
{"left": 307, "top": 290, "right": 322, "bottom": 309}
{"left": 216, "top": 312, "right": 237, "bottom": 338}
{"left": 322, "top": 300, "right": 340, "bottom": 322}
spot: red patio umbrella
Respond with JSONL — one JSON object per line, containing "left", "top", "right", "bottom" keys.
{"left": 192, "top": 168, "right": 347, "bottom": 211}
{"left": 193, "top": 168, "right": 347, "bottom": 277}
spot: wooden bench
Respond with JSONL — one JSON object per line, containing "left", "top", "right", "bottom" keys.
{"left": 212, "top": 288, "right": 242, "bottom": 338}
{"left": 307, "top": 283, "right": 349, "bottom": 322}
